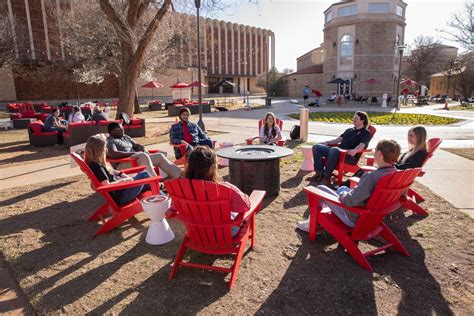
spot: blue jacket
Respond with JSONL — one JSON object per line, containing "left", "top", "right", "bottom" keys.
{"left": 170, "top": 121, "right": 209, "bottom": 158}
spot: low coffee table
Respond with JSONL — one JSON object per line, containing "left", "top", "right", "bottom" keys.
{"left": 216, "top": 145, "right": 293, "bottom": 196}
{"left": 12, "top": 118, "right": 36, "bottom": 129}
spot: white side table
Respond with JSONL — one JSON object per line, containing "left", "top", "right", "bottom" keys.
{"left": 300, "top": 145, "right": 314, "bottom": 171}
{"left": 218, "top": 142, "right": 233, "bottom": 167}
{"left": 141, "top": 195, "right": 174, "bottom": 245}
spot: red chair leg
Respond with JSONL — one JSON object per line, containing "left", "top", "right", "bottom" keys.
{"left": 379, "top": 223, "right": 409, "bottom": 256}
{"left": 93, "top": 203, "right": 142, "bottom": 236}
{"left": 250, "top": 214, "right": 256, "bottom": 249}
{"left": 89, "top": 203, "right": 109, "bottom": 221}
{"left": 309, "top": 207, "right": 320, "bottom": 241}
{"left": 228, "top": 230, "right": 250, "bottom": 289}
{"left": 169, "top": 238, "right": 189, "bottom": 281}
{"left": 403, "top": 198, "right": 429, "bottom": 216}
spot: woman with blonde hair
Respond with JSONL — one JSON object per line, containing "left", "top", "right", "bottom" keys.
{"left": 85, "top": 135, "right": 152, "bottom": 205}
{"left": 395, "top": 125, "right": 427, "bottom": 169}
{"left": 259, "top": 112, "right": 282, "bottom": 145}
{"left": 182, "top": 146, "right": 250, "bottom": 236}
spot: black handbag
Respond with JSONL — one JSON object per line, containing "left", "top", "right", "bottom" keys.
{"left": 290, "top": 125, "right": 300, "bottom": 140}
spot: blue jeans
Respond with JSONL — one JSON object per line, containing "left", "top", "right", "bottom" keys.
{"left": 312, "top": 144, "right": 341, "bottom": 177}
{"left": 44, "top": 126, "right": 67, "bottom": 132}
{"left": 117, "top": 171, "right": 151, "bottom": 205}
{"left": 185, "top": 138, "right": 214, "bottom": 155}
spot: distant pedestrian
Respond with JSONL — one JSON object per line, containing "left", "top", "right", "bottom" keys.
{"left": 303, "top": 85, "right": 310, "bottom": 106}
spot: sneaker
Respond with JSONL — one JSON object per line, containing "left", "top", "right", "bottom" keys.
{"left": 297, "top": 219, "right": 310, "bottom": 232}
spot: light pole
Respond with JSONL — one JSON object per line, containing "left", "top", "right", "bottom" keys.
{"left": 395, "top": 42, "right": 406, "bottom": 110}
{"left": 195, "top": 0, "right": 205, "bottom": 131}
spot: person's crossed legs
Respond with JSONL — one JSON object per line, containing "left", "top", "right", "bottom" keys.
{"left": 312, "top": 144, "right": 341, "bottom": 180}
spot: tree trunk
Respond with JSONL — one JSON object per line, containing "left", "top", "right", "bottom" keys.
{"left": 134, "top": 88, "right": 141, "bottom": 114}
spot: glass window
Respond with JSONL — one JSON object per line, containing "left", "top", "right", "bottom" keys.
{"left": 325, "top": 11, "right": 333, "bottom": 23}
{"left": 396, "top": 5, "right": 404, "bottom": 16}
{"left": 338, "top": 5, "right": 357, "bottom": 17}
{"left": 340, "top": 34, "right": 353, "bottom": 65}
{"left": 368, "top": 3, "right": 389, "bottom": 13}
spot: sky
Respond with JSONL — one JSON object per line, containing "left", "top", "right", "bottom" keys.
{"left": 211, "top": 0, "right": 468, "bottom": 71}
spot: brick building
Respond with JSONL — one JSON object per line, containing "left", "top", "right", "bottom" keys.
{"left": 284, "top": 0, "right": 407, "bottom": 99}
{"left": 0, "top": 0, "right": 274, "bottom": 102}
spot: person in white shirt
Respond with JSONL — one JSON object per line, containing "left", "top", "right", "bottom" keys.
{"left": 259, "top": 112, "right": 282, "bottom": 145}
{"left": 68, "top": 106, "right": 85, "bottom": 123}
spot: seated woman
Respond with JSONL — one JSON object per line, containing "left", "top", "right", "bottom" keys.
{"left": 92, "top": 106, "right": 108, "bottom": 123}
{"left": 85, "top": 135, "right": 153, "bottom": 205}
{"left": 182, "top": 146, "right": 250, "bottom": 236}
{"left": 259, "top": 112, "right": 282, "bottom": 145}
{"left": 68, "top": 106, "right": 85, "bottom": 123}
{"left": 43, "top": 108, "right": 67, "bottom": 132}
{"left": 340, "top": 125, "right": 428, "bottom": 187}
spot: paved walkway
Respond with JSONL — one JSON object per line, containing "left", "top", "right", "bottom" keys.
{"left": 1, "top": 99, "right": 473, "bottom": 311}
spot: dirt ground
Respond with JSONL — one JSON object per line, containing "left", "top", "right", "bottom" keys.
{"left": 443, "top": 148, "right": 474, "bottom": 161}
{"left": 0, "top": 142, "right": 473, "bottom": 314}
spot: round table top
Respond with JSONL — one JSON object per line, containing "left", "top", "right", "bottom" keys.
{"left": 216, "top": 145, "right": 294, "bottom": 161}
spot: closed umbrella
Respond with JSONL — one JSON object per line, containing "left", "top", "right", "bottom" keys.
{"left": 142, "top": 81, "right": 164, "bottom": 99}
{"left": 362, "top": 78, "right": 382, "bottom": 98}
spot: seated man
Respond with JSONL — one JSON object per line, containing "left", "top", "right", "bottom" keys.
{"left": 298, "top": 139, "right": 401, "bottom": 231}
{"left": 309, "top": 111, "right": 372, "bottom": 186}
{"left": 327, "top": 92, "right": 337, "bottom": 103}
{"left": 170, "top": 107, "right": 213, "bottom": 159}
{"left": 106, "top": 122, "right": 182, "bottom": 179}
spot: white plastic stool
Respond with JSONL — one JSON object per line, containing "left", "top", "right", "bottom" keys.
{"left": 218, "top": 142, "right": 233, "bottom": 166}
{"left": 300, "top": 145, "right": 314, "bottom": 171}
{"left": 141, "top": 195, "right": 174, "bottom": 245}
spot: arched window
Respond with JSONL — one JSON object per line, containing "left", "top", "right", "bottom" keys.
{"left": 340, "top": 34, "right": 353, "bottom": 65}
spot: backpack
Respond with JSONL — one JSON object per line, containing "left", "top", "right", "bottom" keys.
{"left": 119, "top": 112, "right": 130, "bottom": 125}
{"left": 290, "top": 125, "right": 300, "bottom": 140}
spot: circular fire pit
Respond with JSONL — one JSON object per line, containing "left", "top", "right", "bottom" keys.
{"left": 216, "top": 145, "right": 294, "bottom": 196}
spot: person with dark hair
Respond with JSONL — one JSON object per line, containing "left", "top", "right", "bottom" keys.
{"left": 182, "top": 146, "right": 250, "bottom": 236}
{"left": 303, "top": 85, "right": 310, "bottom": 106}
{"left": 309, "top": 111, "right": 373, "bottom": 186}
{"left": 298, "top": 139, "right": 401, "bottom": 232}
{"left": 44, "top": 108, "right": 67, "bottom": 132}
{"left": 259, "top": 112, "right": 282, "bottom": 145}
{"left": 92, "top": 106, "right": 108, "bottom": 123}
{"left": 68, "top": 106, "right": 85, "bottom": 123}
{"left": 106, "top": 122, "right": 182, "bottom": 179}
{"left": 169, "top": 107, "right": 213, "bottom": 159}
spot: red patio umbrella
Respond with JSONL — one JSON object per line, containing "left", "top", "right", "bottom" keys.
{"left": 170, "top": 82, "right": 190, "bottom": 89}
{"left": 400, "top": 79, "right": 418, "bottom": 86}
{"left": 362, "top": 78, "right": 382, "bottom": 97}
{"left": 142, "top": 81, "right": 164, "bottom": 98}
{"left": 189, "top": 81, "right": 208, "bottom": 87}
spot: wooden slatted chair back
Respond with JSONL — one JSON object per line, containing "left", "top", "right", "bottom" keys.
{"left": 367, "top": 125, "right": 377, "bottom": 137}
{"left": 258, "top": 118, "right": 283, "bottom": 130}
{"left": 71, "top": 152, "right": 103, "bottom": 190}
{"left": 351, "top": 168, "right": 421, "bottom": 240}
{"left": 165, "top": 179, "right": 235, "bottom": 250}
{"left": 422, "top": 138, "right": 442, "bottom": 166}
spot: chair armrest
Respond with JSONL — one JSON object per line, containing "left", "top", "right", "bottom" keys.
{"left": 246, "top": 136, "right": 259, "bottom": 145}
{"left": 365, "top": 155, "right": 375, "bottom": 166}
{"left": 96, "top": 176, "right": 162, "bottom": 192}
{"left": 360, "top": 166, "right": 376, "bottom": 172}
{"left": 303, "top": 186, "right": 367, "bottom": 215}
{"left": 121, "top": 166, "right": 147, "bottom": 174}
{"left": 235, "top": 190, "right": 266, "bottom": 223}
{"left": 107, "top": 157, "right": 137, "bottom": 164}
{"left": 171, "top": 143, "right": 187, "bottom": 156}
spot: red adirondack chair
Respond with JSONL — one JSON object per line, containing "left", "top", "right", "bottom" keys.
{"left": 165, "top": 179, "right": 266, "bottom": 289}
{"left": 304, "top": 168, "right": 421, "bottom": 271}
{"left": 364, "top": 138, "right": 442, "bottom": 216}
{"left": 107, "top": 149, "right": 167, "bottom": 179}
{"left": 71, "top": 152, "right": 162, "bottom": 236}
{"left": 326, "top": 125, "right": 376, "bottom": 185}
{"left": 246, "top": 118, "right": 286, "bottom": 146}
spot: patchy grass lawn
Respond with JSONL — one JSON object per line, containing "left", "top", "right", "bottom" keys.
{"left": 0, "top": 150, "right": 472, "bottom": 314}
{"left": 289, "top": 112, "right": 462, "bottom": 125}
{"left": 442, "top": 148, "right": 474, "bottom": 161}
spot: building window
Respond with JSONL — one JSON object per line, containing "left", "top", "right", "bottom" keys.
{"left": 338, "top": 5, "right": 357, "bottom": 17}
{"left": 325, "top": 11, "right": 333, "bottom": 23}
{"left": 368, "top": 3, "right": 389, "bottom": 13}
{"left": 396, "top": 5, "right": 404, "bottom": 16}
{"left": 340, "top": 34, "right": 353, "bottom": 65}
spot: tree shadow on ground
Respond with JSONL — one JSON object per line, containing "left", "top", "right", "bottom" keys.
{"left": 0, "top": 181, "right": 74, "bottom": 207}
{"left": 0, "top": 140, "right": 29, "bottom": 149}
{"left": 0, "top": 144, "right": 68, "bottom": 166}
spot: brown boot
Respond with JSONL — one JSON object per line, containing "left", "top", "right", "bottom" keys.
{"left": 320, "top": 176, "right": 332, "bottom": 186}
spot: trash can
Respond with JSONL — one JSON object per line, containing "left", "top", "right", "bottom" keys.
{"left": 265, "top": 97, "right": 272, "bottom": 107}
